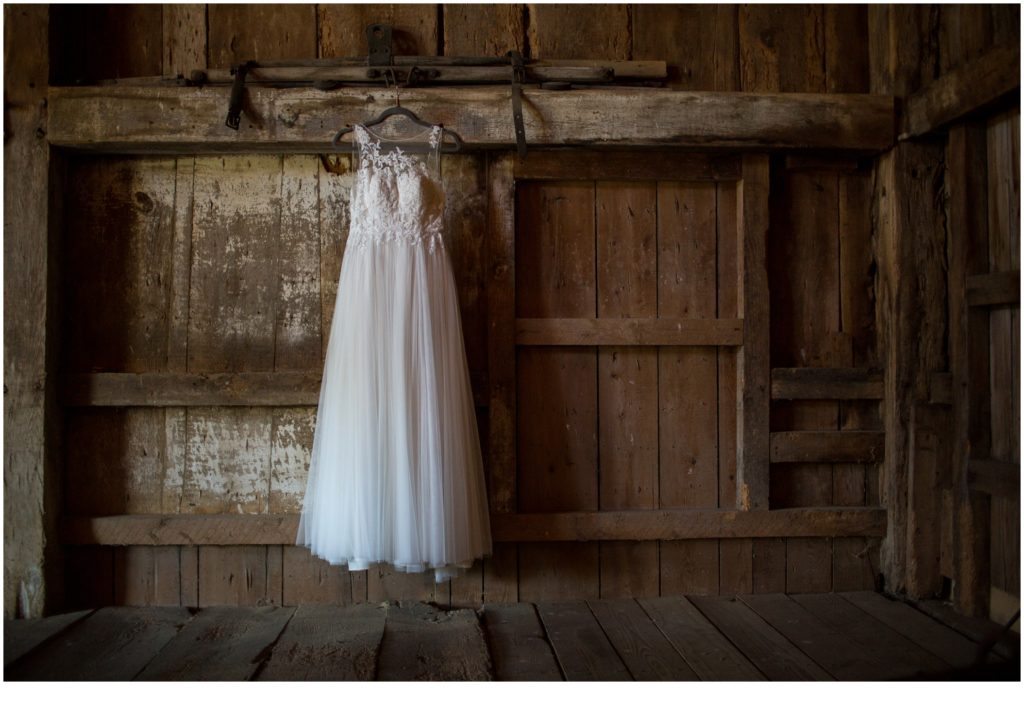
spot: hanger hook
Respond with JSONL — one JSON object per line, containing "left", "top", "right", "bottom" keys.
{"left": 383, "top": 67, "right": 400, "bottom": 108}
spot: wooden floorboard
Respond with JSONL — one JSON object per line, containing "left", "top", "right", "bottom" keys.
{"left": 840, "top": 591, "right": 999, "bottom": 669}
{"left": 5, "top": 607, "right": 194, "bottom": 681}
{"left": 482, "top": 603, "right": 563, "bottom": 681}
{"left": 135, "top": 606, "right": 296, "bottom": 680}
{"left": 790, "top": 593, "right": 952, "bottom": 679}
{"left": 587, "top": 598, "right": 700, "bottom": 680}
{"left": 3, "top": 609, "right": 93, "bottom": 667}
{"left": 688, "top": 595, "right": 834, "bottom": 680}
{"left": 638, "top": 595, "right": 766, "bottom": 680}
{"left": 736, "top": 593, "right": 888, "bottom": 680}
{"left": 536, "top": 601, "right": 632, "bottom": 681}
{"left": 910, "top": 599, "right": 1019, "bottom": 661}
{"left": 256, "top": 603, "right": 386, "bottom": 681}
{"left": 375, "top": 601, "right": 491, "bottom": 681}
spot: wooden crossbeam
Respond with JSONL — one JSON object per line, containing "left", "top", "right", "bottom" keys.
{"left": 515, "top": 318, "right": 743, "bottom": 346}
{"left": 59, "top": 507, "right": 887, "bottom": 545}
{"left": 770, "top": 431, "right": 885, "bottom": 463}
{"left": 966, "top": 271, "right": 1019, "bottom": 307}
{"left": 902, "top": 43, "right": 1020, "bottom": 138}
{"left": 770, "top": 367, "right": 884, "bottom": 400}
{"left": 47, "top": 86, "right": 896, "bottom": 154}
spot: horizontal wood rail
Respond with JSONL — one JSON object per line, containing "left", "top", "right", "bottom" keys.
{"left": 513, "top": 150, "right": 742, "bottom": 181}
{"left": 968, "top": 459, "right": 1020, "bottom": 496}
{"left": 966, "top": 271, "right": 1019, "bottom": 307}
{"left": 770, "top": 367, "right": 884, "bottom": 400}
{"left": 60, "top": 507, "right": 887, "bottom": 545}
{"left": 516, "top": 318, "right": 743, "bottom": 346}
{"left": 902, "top": 43, "right": 1020, "bottom": 139}
{"left": 60, "top": 371, "right": 488, "bottom": 408}
{"left": 770, "top": 431, "right": 885, "bottom": 463}
{"left": 47, "top": 86, "right": 895, "bottom": 154}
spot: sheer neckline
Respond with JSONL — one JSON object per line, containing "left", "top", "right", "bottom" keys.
{"left": 357, "top": 122, "right": 439, "bottom": 143}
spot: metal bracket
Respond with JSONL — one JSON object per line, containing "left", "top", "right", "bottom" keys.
{"left": 507, "top": 49, "right": 527, "bottom": 160}
{"left": 225, "top": 60, "right": 256, "bottom": 130}
{"left": 366, "top": 24, "right": 393, "bottom": 66}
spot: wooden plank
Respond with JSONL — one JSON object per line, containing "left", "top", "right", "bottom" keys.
{"left": 47, "top": 86, "right": 897, "bottom": 153}
{"left": 736, "top": 153, "right": 771, "bottom": 510}
{"left": 657, "top": 180, "right": 720, "bottom": 594}
{"left": 207, "top": 4, "right": 316, "bottom": 69}
{"left": 50, "top": 4, "right": 162, "bottom": 84}
{"left": 198, "top": 546, "right": 281, "bottom": 606}
{"left": 736, "top": 593, "right": 884, "bottom": 680}
{"left": 481, "top": 603, "right": 563, "bottom": 681}
{"left": 528, "top": 4, "right": 629, "bottom": 60}
{"left": 638, "top": 595, "right": 765, "bottom": 680}
{"left": 632, "top": 5, "right": 739, "bottom": 90}
{"left": 739, "top": 5, "right": 826, "bottom": 92}
{"left": 443, "top": 4, "right": 524, "bottom": 56}
{"left": 6, "top": 606, "right": 194, "bottom": 681}
{"left": 281, "top": 546, "right": 352, "bottom": 605}
{"left": 902, "top": 44, "right": 1020, "bottom": 138}
{"left": 771, "top": 368, "right": 884, "bottom": 400}
{"left": 596, "top": 180, "right": 659, "bottom": 598}
{"left": 376, "top": 602, "right": 491, "bottom": 681}
{"left": 752, "top": 538, "right": 787, "bottom": 592}
{"left": 587, "top": 598, "right": 698, "bottom": 680}
{"left": 4, "top": 609, "right": 93, "bottom": 667}
{"left": 535, "top": 601, "right": 631, "bottom": 681}
{"left": 770, "top": 431, "right": 885, "bottom": 463}
{"left": 62, "top": 507, "right": 888, "bottom": 545}
{"left": 113, "top": 545, "right": 181, "bottom": 605}
{"left": 790, "top": 593, "right": 952, "bottom": 679}
{"left": 688, "top": 595, "right": 832, "bottom": 680}
{"left": 968, "top": 459, "right": 1021, "bottom": 496}
{"left": 136, "top": 606, "right": 294, "bottom": 680}
{"left": 910, "top": 599, "right": 1018, "bottom": 661}
{"left": 824, "top": 4, "right": 869, "bottom": 93}
{"left": 318, "top": 4, "right": 437, "bottom": 58}
{"left": 162, "top": 4, "right": 206, "bottom": 78}
{"left": 256, "top": 603, "right": 385, "bottom": 680}
{"left": 516, "top": 179, "right": 598, "bottom": 602}
{"left": 60, "top": 371, "right": 324, "bottom": 406}
{"left": 841, "top": 591, "right": 1000, "bottom": 668}
{"left": 366, "top": 566, "right": 440, "bottom": 605}
{"left": 966, "top": 270, "right": 1019, "bottom": 307}
{"left": 515, "top": 150, "right": 741, "bottom": 182}
{"left": 906, "top": 403, "right": 949, "bottom": 597}
{"left": 516, "top": 317, "right": 743, "bottom": 346}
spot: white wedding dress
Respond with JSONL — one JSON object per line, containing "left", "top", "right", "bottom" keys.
{"left": 295, "top": 122, "right": 492, "bottom": 583}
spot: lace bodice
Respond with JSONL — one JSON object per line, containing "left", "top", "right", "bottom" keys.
{"left": 349, "top": 123, "right": 446, "bottom": 253}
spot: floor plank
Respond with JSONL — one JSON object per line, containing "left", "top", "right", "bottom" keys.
{"left": 135, "top": 606, "right": 295, "bottom": 680}
{"left": 375, "top": 601, "right": 491, "bottom": 681}
{"left": 688, "top": 595, "right": 833, "bottom": 680}
{"left": 910, "top": 599, "right": 1019, "bottom": 661}
{"left": 536, "top": 600, "right": 632, "bottom": 680}
{"left": 5, "top": 607, "right": 194, "bottom": 681}
{"left": 736, "top": 593, "right": 885, "bottom": 680}
{"left": 482, "top": 603, "right": 563, "bottom": 681}
{"left": 4, "top": 609, "right": 93, "bottom": 667}
{"left": 587, "top": 598, "right": 699, "bottom": 680}
{"left": 638, "top": 595, "right": 766, "bottom": 681}
{"left": 256, "top": 603, "right": 386, "bottom": 681}
{"left": 840, "top": 591, "right": 996, "bottom": 668}
{"left": 791, "top": 593, "right": 951, "bottom": 679}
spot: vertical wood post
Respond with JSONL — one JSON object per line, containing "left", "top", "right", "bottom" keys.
{"left": 736, "top": 153, "right": 771, "bottom": 510}
{"left": 3, "top": 4, "right": 59, "bottom": 617}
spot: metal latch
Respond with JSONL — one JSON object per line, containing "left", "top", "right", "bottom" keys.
{"left": 225, "top": 60, "right": 255, "bottom": 130}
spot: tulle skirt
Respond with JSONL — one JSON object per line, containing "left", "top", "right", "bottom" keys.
{"left": 295, "top": 236, "right": 492, "bottom": 583}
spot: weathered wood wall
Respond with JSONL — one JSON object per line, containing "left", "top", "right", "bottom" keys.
{"left": 4, "top": 4, "right": 1016, "bottom": 615}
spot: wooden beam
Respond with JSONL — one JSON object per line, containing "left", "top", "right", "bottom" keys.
{"left": 968, "top": 459, "right": 1021, "bottom": 496}
{"left": 966, "top": 270, "right": 1019, "bottom": 307}
{"left": 60, "top": 507, "right": 888, "bottom": 545}
{"left": 902, "top": 43, "right": 1020, "bottom": 138}
{"left": 770, "top": 431, "right": 885, "bottom": 463}
{"left": 736, "top": 153, "right": 771, "bottom": 510}
{"left": 515, "top": 318, "right": 743, "bottom": 346}
{"left": 47, "top": 86, "right": 896, "bottom": 154}
{"left": 513, "top": 150, "right": 741, "bottom": 181}
{"left": 770, "top": 367, "right": 884, "bottom": 400}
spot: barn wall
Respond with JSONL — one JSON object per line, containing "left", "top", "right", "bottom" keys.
{"left": 4, "top": 4, "right": 1010, "bottom": 613}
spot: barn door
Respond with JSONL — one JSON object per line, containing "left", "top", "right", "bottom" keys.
{"left": 484, "top": 151, "right": 769, "bottom": 600}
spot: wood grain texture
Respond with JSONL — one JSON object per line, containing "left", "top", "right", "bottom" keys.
{"left": 770, "top": 431, "right": 885, "bottom": 463}
{"left": 739, "top": 5, "right": 826, "bottom": 92}
{"left": 48, "top": 86, "right": 897, "bottom": 153}
{"left": 444, "top": 4, "right": 524, "bottom": 56}
{"left": 516, "top": 317, "right": 742, "bottom": 345}
{"left": 319, "top": 4, "right": 438, "bottom": 58}
{"left": 535, "top": 600, "right": 631, "bottom": 680}
{"left": 587, "top": 598, "right": 698, "bottom": 680}
{"left": 136, "top": 605, "right": 295, "bottom": 680}
{"left": 824, "top": 4, "right": 869, "bottom": 93}
{"left": 256, "top": 603, "right": 385, "bottom": 680}
{"left": 162, "top": 4, "right": 206, "bottom": 77}
{"left": 632, "top": 4, "right": 739, "bottom": 90}
{"left": 6, "top": 606, "right": 194, "bottom": 681}
{"left": 281, "top": 546, "right": 352, "bottom": 605}
{"left": 527, "top": 4, "right": 630, "bottom": 60}
{"left": 198, "top": 546, "right": 281, "bottom": 606}
{"left": 207, "top": 4, "right": 316, "bottom": 68}
{"left": 376, "top": 602, "right": 491, "bottom": 681}
{"left": 113, "top": 546, "right": 181, "bottom": 605}
{"left": 50, "top": 4, "right": 162, "bottom": 84}
{"left": 515, "top": 150, "right": 741, "bottom": 182}
{"left": 4, "top": 609, "right": 93, "bottom": 667}
{"left": 481, "top": 603, "right": 563, "bottom": 680}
